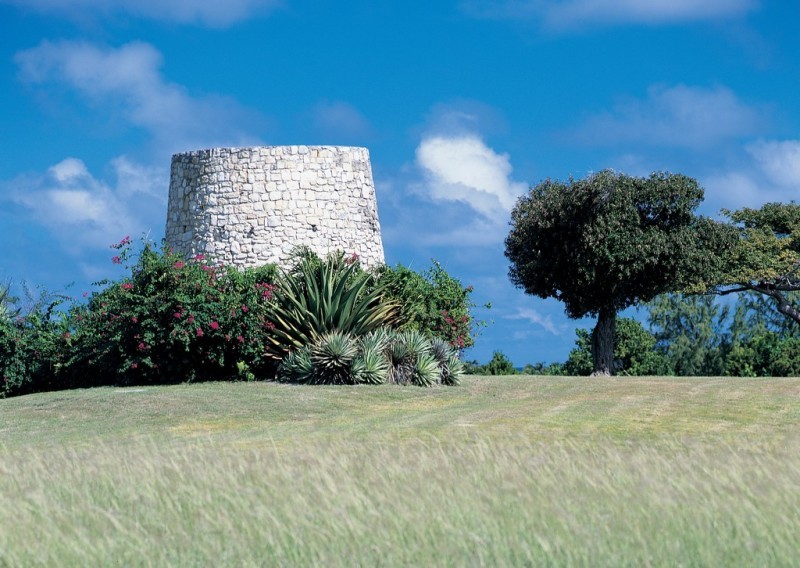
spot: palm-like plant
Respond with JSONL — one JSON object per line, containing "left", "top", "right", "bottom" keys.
{"left": 266, "top": 252, "right": 400, "bottom": 359}
{"left": 310, "top": 330, "right": 359, "bottom": 384}
{"left": 430, "top": 337, "right": 464, "bottom": 386}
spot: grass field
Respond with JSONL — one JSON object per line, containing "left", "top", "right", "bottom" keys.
{"left": 2, "top": 376, "right": 800, "bottom": 566}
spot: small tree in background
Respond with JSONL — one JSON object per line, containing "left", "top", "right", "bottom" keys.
{"left": 709, "top": 202, "right": 800, "bottom": 325}
{"left": 505, "top": 170, "right": 735, "bottom": 376}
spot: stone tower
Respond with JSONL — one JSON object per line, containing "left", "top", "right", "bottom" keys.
{"left": 165, "top": 146, "right": 385, "bottom": 269}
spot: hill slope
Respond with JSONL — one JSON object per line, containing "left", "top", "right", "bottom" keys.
{"left": 2, "top": 376, "right": 799, "bottom": 565}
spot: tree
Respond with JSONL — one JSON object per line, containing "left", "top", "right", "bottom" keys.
{"left": 646, "top": 294, "right": 728, "bottom": 376}
{"left": 505, "top": 170, "right": 735, "bottom": 376}
{"left": 484, "top": 351, "right": 517, "bottom": 375}
{"left": 710, "top": 202, "right": 800, "bottom": 326}
{"left": 562, "top": 317, "right": 669, "bottom": 376}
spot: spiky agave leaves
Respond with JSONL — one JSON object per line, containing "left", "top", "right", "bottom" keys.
{"left": 278, "top": 347, "right": 314, "bottom": 383}
{"left": 353, "top": 329, "right": 391, "bottom": 384}
{"left": 310, "top": 330, "right": 359, "bottom": 384}
{"left": 385, "top": 330, "right": 437, "bottom": 386}
{"left": 266, "top": 252, "right": 401, "bottom": 360}
{"left": 430, "top": 337, "right": 464, "bottom": 386}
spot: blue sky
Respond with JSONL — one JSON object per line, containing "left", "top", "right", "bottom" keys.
{"left": 1, "top": 0, "right": 799, "bottom": 366}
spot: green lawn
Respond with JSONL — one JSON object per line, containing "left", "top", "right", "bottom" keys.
{"left": 2, "top": 376, "right": 800, "bottom": 566}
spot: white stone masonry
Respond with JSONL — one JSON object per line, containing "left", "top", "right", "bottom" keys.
{"left": 165, "top": 146, "right": 385, "bottom": 269}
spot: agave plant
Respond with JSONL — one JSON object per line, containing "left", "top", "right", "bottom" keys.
{"left": 266, "top": 251, "right": 400, "bottom": 359}
{"left": 277, "top": 346, "right": 314, "bottom": 383}
{"left": 310, "top": 330, "right": 359, "bottom": 384}
{"left": 352, "top": 329, "right": 392, "bottom": 384}
{"left": 430, "top": 337, "right": 464, "bottom": 386}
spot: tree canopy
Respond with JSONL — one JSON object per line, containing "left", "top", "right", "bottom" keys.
{"left": 505, "top": 170, "right": 735, "bottom": 375}
{"left": 708, "top": 202, "right": 800, "bottom": 325}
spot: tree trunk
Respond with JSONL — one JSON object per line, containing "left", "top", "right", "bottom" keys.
{"left": 591, "top": 307, "right": 616, "bottom": 377}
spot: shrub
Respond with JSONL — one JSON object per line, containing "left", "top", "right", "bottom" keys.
{"left": 0, "top": 289, "right": 70, "bottom": 397}
{"left": 61, "top": 238, "right": 279, "bottom": 388}
{"left": 277, "top": 328, "right": 462, "bottom": 387}
{"left": 267, "top": 250, "right": 400, "bottom": 359}
{"left": 377, "top": 261, "right": 485, "bottom": 350}
{"left": 563, "top": 318, "right": 669, "bottom": 376}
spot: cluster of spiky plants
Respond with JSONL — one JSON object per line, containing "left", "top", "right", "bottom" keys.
{"left": 278, "top": 328, "right": 463, "bottom": 387}
{"left": 266, "top": 251, "right": 400, "bottom": 359}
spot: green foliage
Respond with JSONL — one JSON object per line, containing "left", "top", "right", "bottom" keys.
{"left": 377, "top": 261, "right": 484, "bottom": 349}
{"left": 710, "top": 202, "right": 800, "bottom": 327}
{"left": 61, "top": 238, "right": 280, "bottom": 388}
{"left": 277, "top": 328, "right": 461, "bottom": 386}
{"left": 724, "top": 294, "right": 800, "bottom": 376}
{"left": 484, "top": 351, "right": 518, "bottom": 375}
{"left": 717, "top": 202, "right": 800, "bottom": 285}
{"left": 310, "top": 331, "right": 360, "bottom": 385}
{"left": 0, "top": 290, "right": 69, "bottom": 397}
{"left": 505, "top": 170, "right": 736, "bottom": 375}
{"left": 506, "top": 170, "right": 736, "bottom": 319}
{"left": 563, "top": 318, "right": 669, "bottom": 376}
{"left": 266, "top": 250, "right": 400, "bottom": 359}
{"left": 2, "top": 244, "right": 475, "bottom": 397}
{"left": 0, "top": 280, "right": 20, "bottom": 322}
{"left": 647, "top": 294, "right": 728, "bottom": 376}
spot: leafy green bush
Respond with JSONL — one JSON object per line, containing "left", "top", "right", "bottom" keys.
{"left": 0, "top": 289, "right": 70, "bottom": 397}
{"left": 563, "top": 318, "right": 669, "bottom": 376}
{"left": 377, "top": 261, "right": 485, "bottom": 349}
{"left": 61, "top": 238, "right": 279, "bottom": 388}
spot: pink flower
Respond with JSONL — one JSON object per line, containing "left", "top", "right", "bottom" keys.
{"left": 264, "top": 321, "right": 276, "bottom": 331}
{"left": 237, "top": 335, "right": 244, "bottom": 343}
{"left": 241, "top": 305, "right": 249, "bottom": 313}
{"left": 131, "top": 316, "right": 138, "bottom": 323}
{"left": 196, "top": 327, "right": 203, "bottom": 337}
{"left": 173, "top": 261, "right": 185, "bottom": 269}
{"left": 131, "top": 362, "right": 138, "bottom": 369}
{"left": 82, "top": 291, "right": 88, "bottom": 298}
{"left": 112, "top": 256, "right": 122, "bottom": 265}
{"left": 120, "top": 236, "right": 131, "bottom": 246}
{"left": 194, "top": 253, "right": 205, "bottom": 261}
{"left": 174, "top": 312, "right": 182, "bottom": 319}
{"left": 121, "top": 283, "right": 134, "bottom": 290}
{"left": 210, "top": 321, "right": 220, "bottom": 330}
{"left": 138, "top": 342, "right": 146, "bottom": 351}
{"left": 187, "top": 314, "right": 195, "bottom": 324}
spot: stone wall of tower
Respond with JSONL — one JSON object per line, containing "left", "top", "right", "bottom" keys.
{"left": 165, "top": 146, "right": 385, "bottom": 269}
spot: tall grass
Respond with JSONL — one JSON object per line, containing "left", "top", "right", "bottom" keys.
{"left": 2, "top": 377, "right": 800, "bottom": 566}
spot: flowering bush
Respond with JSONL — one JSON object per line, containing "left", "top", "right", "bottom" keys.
{"left": 376, "top": 261, "right": 484, "bottom": 350}
{"left": 60, "top": 238, "right": 279, "bottom": 387}
{"left": 1, "top": 240, "right": 483, "bottom": 397}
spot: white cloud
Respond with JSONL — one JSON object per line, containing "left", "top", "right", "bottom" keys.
{"left": 415, "top": 134, "right": 526, "bottom": 223}
{"left": 506, "top": 307, "right": 561, "bottom": 335}
{"left": 465, "top": 0, "right": 756, "bottom": 29}
{"left": 701, "top": 139, "right": 800, "bottom": 210}
{"left": 15, "top": 40, "right": 263, "bottom": 155}
{"left": 6, "top": 157, "right": 167, "bottom": 252}
{"left": 569, "top": 84, "right": 764, "bottom": 150}
{"left": 747, "top": 140, "right": 800, "bottom": 188}
{"left": 1, "top": 0, "right": 280, "bottom": 27}
{"left": 702, "top": 171, "right": 767, "bottom": 209}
